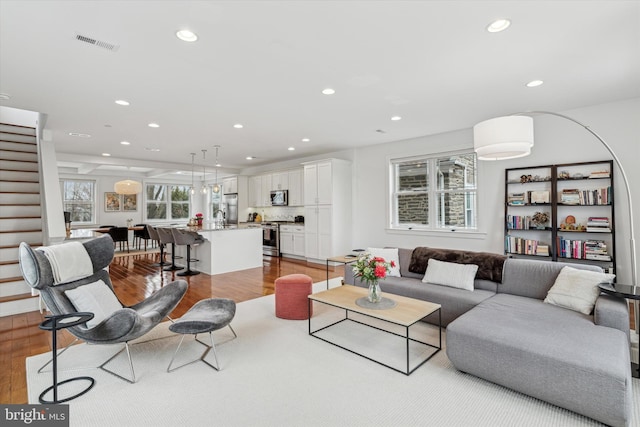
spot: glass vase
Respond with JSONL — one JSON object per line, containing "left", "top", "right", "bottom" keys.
{"left": 367, "top": 281, "right": 381, "bottom": 303}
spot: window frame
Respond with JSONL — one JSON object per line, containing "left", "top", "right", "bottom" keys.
{"left": 59, "top": 178, "right": 96, "bottom": 225}
{"left": 144, "top": 183, "right": 192, "bottom": 222}
{"left": 389, "top": 150, "right": 478, "bottom": 232}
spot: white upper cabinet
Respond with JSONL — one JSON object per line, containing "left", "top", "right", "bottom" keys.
{"left": 288, "top": 168, "right": 303, "bottom": 206}
{"left": 304, "top": 160, "right": 333, "bottom": 205}
{"left": 271, "top": 171, "right": 289, "bottom": 191}
{"left": 249, "top": 175, "right": 262, "bottom": 207}
{"left": 222, "top": 176, "right": 238, "bottom": 194}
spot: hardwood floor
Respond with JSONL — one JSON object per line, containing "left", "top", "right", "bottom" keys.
{"left": 0, "top": 253, "right": 344, "bottom": 404}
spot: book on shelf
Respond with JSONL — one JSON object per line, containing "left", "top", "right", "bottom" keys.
{"left": 505, "top": 236, "right": 547, "bottom": 256}
{"left": 589, "top": 170, "right": 610, "bottom": 179}
{"left": 586, "top": 216, "right": 611, "bottom": 232}
{"left": 530, "top": 190, "right": 550, "bottom": 204}
{"left": 560, "top": 189, "right": 580, "bottom": 205}
{"left": 586, "top": 226, "right": 611, "bottom": 232}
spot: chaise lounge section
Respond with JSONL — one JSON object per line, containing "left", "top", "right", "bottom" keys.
{"left": 344, "top": 247, "right": 633, "bottom": 426}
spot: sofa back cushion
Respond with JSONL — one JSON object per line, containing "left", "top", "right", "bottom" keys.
{"left": 408, "top": 247, "right": 506, "bottom": 283}
{"left": 399, "top": 248, "right": 423, "bottom": 279}
{"left": 500, "top": 258, "right": 603, "bottom": 300}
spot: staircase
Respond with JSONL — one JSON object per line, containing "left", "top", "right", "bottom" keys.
{"left": 0, "top": 123, "right": 42, "bottom": 316}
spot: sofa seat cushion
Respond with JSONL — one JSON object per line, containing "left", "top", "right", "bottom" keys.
{"left": 446, "top": 293, "right": 632, "bottom": 427}
{"left": 355, "top": 276, "right": 495, "bottom": 327}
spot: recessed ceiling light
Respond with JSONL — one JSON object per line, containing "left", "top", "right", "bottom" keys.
{"left": 102, "top": 153, "right": 111, "bottom": 157}
{"left": 120, "top": 141, "right": 131, "bottom": 145}
{"left": 391, "top": 116, "right": 402, "bottom": 121}
{"left": 115, "top": 99, "right": 130, "bottom": 106}
{"left": 487, "top": 18, "right": 511, "bottom": 33}
{"left": 69, "top": 132, "right": 91, "bottom": 138}
{"left": 233, "top": 123, "right": 244, "bottom": 129}
{"left": 148, "top": 123, "right": 160, "bottom": 128}
{"left": 322, "top": 88, "right": 336, "bottom": 95}
{"left": 145, "top": 147, "right": 161, "bottom": 152}
{"left": 288, "top": 147, "right": 295, "bottom": 151}
{"left": 301, "top": 138, "right": 310, "bottom": 142}
{"left": 176, "top": 29, "right": 198, "bottom": 42}
{"left": 246, "top": 156, "right": 254, "bottom": 160}
{"left": 526, "top": 80, "right": 544, "bottom": 87}
{"left": 0, "top": 93, "right": 11, "bottom": 100}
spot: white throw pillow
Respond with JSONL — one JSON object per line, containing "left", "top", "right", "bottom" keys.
{"left": 422, "top": 258, "right": 478, "bottom": 291}
{"left": 544, "top": 266, "right": 615, "bottom": 315}
{"left": 65, "top": 279, "right": 122, "bottom": 328}
{"left": 366, "top": 247, "right": 401, "bottom": 277}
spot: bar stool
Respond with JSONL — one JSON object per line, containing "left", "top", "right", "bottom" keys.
{"left": 157, "top": 227, "right": 183, "bottom": 272}
{"left": 147, "top": 225, "right": 168, "bottom": 267}
{"left": 171, "top": 228, "right": 206, "bottom": 276}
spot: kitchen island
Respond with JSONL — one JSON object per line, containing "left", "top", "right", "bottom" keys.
{"left": 174, "top": 224, "right": 263, "bottom": 275}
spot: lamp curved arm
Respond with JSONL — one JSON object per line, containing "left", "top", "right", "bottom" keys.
{"left": 513, "top": 111, "right": 636, "bottom": 287}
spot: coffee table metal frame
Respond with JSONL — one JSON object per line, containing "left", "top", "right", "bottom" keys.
{"left": 308, "top": 285, "right": 441, "bottom": 375}
{"left": 325, "top": 255, "right": 358, "bottom": 289}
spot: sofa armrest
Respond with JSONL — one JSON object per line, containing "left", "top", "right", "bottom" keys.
{"left": 594, "top": 294, "right": 630, "bottom": 340}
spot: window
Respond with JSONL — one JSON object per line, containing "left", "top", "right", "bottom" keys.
{"left": 60, "top": 179, "right": 96, "bottom": 224}
{"left": 391, "top": 152, "right": 477, "bottom": 230}
{"left": 145, "top": 184, "right": 191, "bottom": 221}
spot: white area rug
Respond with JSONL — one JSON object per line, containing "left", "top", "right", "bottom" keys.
{"left": 27, "top": 278, "right": 639, "bottom": 427}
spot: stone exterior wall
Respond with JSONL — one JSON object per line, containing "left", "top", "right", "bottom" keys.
{"left": 397, "top": 155, "right": 476, "bottom": 227}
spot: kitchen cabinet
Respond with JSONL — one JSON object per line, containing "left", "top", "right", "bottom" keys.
{"left": 304, "top": 161, "right": 333, "bottom": 205}
{"left": 249, "top": 175, "right": 262, "bottom": 207}
{"left": 288, "top": 168, "right": 303, "bottom": 206}
{"left": 280, "top": 224, "right": 305, "bottom": 257}
{"left": 271, "top": 171, "right": 289, "bottom": 191}
{"left": 303, "top": 159, "right": 351, "bottom": 261}
{"left": 222, "top": 177, "right": 237, "bottom": 194}
{"left": 261, "top": 174, "right": 272, "bottom": 207}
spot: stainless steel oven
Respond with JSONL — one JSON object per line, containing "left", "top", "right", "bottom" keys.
{"left": 262, "top": 222, "right": 280, "bottom": 257}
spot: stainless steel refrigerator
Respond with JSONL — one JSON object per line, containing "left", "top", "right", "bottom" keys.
{"left": 222, "top": 193, "right": 238, "bottom": 224}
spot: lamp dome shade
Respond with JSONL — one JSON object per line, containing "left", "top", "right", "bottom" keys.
{"left": 114, "top": 179, "right": 142, "bottom": 195}
{"left": 473, "top": 116, "right": 534, "bottom": 160}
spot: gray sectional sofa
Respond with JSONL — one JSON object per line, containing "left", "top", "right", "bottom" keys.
{"left": 344, "top": 247, "right": 633, "bottom": 427}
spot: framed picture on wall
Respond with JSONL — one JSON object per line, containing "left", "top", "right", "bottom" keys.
{"left": 105, "top": 192, "right": 122, "bottom": 212}
{"left": 122, "top": 194, "right": 137, "bottom": 211}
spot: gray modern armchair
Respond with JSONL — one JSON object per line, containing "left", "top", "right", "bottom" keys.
{"left": 18, "top": 234, "right": 188, "bottom": 383}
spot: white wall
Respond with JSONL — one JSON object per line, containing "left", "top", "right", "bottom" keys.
{"left": 350, "top": 98, "right": 640, "bottom": 285}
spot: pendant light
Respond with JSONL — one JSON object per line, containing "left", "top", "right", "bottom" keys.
{"left": 114, "top": 167, "right": 142, "bottom": 195}
{"left": 201, "top": 149, "right": 208, "bottom": 195}
{"left": 212, "top": 145, "right": 221, "bottom": 194}
{"left": 189, "top": 152, "right": 196, "bottom": 195}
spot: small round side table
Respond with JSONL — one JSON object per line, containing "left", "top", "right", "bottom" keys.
{"left": 598, "top": 282, "right": 640, "bottom": 379}
{"left": 39, "top": 312, "right": 95, "bottom": 403}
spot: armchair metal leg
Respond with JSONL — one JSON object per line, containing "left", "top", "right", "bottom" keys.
{"left": 98, "top": 343, "right": 136, "bottom": 383}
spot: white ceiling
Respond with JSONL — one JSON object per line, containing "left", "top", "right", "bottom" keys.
{"left": 1, "top": 1, "right": 639, "bottom": 179}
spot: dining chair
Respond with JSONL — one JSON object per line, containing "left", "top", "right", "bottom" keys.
{"left": 108, "top": 227, "right": 129, "bottom": 253}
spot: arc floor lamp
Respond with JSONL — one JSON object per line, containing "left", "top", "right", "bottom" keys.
{"left": 473, "top": 111, "right": 638, "bottom": 339}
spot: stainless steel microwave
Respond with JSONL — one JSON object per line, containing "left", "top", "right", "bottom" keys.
{"left": 270, "top": 190, "right": 288, "bottom": 206}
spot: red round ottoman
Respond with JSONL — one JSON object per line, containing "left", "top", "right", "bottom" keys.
{"left": 275, "top": 274, "right": 313, "bottom": 319}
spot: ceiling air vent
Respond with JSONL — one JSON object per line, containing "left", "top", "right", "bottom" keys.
{"left": 75, "top": 33, "right": 119, "bottom": 52}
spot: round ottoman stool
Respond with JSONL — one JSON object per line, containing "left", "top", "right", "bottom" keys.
{"left": 275, "top": 274, "right": 313, "bottom": 320}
